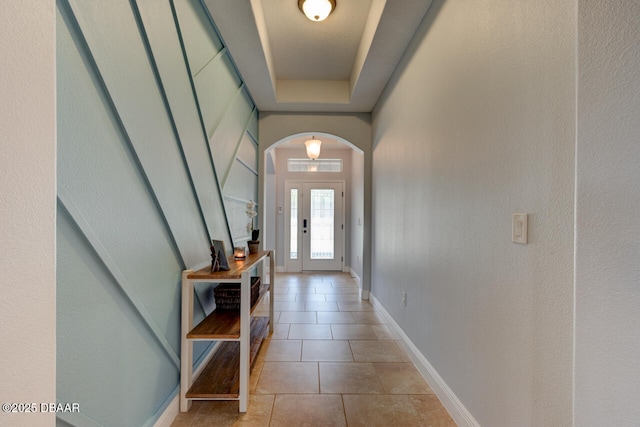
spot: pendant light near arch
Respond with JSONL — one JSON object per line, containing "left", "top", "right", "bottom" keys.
{"left": 305, "top": 136, "right": 322, "bottom": 160}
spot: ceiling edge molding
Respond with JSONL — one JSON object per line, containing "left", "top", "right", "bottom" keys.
{"left": 348, "top": 0, "right": 434, "bottom": 109}
{"left": 203, "top": 0, "right": 433, "bottom": 113}
{"left": 248, "top": 0, "right": 277, "bottom": 91}
{"left": 349, "top": 0, "right": 386, "bottom": 97}
{"left": 203, "top": 0, "right": 277, "bottom": 105}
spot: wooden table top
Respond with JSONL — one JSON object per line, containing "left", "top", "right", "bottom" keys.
{"left": 187, "top": 250, "right": 271, "bottom": 280}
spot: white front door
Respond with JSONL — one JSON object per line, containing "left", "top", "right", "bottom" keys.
{"left": 285, "top": 181, "right": 344, "bottom": 271}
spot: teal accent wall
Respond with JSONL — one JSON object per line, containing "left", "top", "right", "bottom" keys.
{"left": 56, "top": 0, "right": 257, "bottom": 424}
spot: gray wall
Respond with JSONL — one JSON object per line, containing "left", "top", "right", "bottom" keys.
{"left": 575, "top": 1, "right": 640, "bottom": 425}
{"left": 371, "top": 0, "right": 575, "bottom": 425}
{"left": 56, "top": 0, "right": 257, "bottom": 424}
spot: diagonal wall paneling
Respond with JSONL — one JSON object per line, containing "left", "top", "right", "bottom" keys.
{"left": 136, "top": 0, "right": 231, "bottom": 252}
{"left": 56, "top": 0, "right": 258, "bottom": 424}
{"left": 66, "top": 0, "right": 210, "bottom": 268}
{"left": 210, "top": 88, "right": 255, "bottom": 186}
{"left": 174, "top": 0, "right": 259, "bottom": 248}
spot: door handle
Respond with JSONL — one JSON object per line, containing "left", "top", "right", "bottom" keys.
{"left": 303, "top": 219, "right": 307, "bottom": 228}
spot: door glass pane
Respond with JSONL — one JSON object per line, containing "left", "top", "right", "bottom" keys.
{"left": 290, "top": 189, "right": 298, "bottom": 259}
{"left": 310, "top": 189, "right": 334, "bottom": 259}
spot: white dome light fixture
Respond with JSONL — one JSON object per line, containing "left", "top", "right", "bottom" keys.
{"left": 305, "top": 136, "right": 322, "bottom": 160}
{"left": 298, "top": 0, "right": 336, "bottom": 22}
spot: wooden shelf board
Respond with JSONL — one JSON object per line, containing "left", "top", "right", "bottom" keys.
{"left": 187, "top": 284, "right": 270, "bottom": 339}
{"left": 187, "top": 310, "right": 240, "bottom": 339}
{"left": 186, "top": 340, "right": 240, "bottom": 398}
{"left": 186, "top": 316, "right": 269, "bottom": 399}
{"left": 249, "top": 316, "right": 269, "bottom": 363}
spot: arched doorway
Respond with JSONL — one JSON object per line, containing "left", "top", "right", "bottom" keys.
{"left": 263, "top": 133, "right": 365, "bottom": 280}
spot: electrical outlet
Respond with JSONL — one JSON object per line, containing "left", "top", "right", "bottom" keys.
{"left": 402, "top": 291, "right": 407, "bottom": 307}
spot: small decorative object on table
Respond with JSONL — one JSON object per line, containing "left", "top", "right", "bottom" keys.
{"left": 248, "top": 229, "right": 260, "bottom": 254}
{"left": 246, "top": 200, "right": 260, "bottom": 254}
{"left": 210, "top": 240, "right": 230, "bottom": 271}
{"left": 234, "top": 246, "right": 246, "bottom": 260}
{"left": 210, "top": 251, "right": 219, "bottom": 272}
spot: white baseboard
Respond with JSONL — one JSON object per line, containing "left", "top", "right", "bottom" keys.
{"left": 153, "top": 342, "right": 222, "bottom": 427}
{"left": 152, "top": 395, "right": 178, "bottom": 427}
{"left": 369, "top": 293, "right": 480, "bottom": 427}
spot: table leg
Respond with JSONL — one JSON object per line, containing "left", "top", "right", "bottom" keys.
{"left": 269, "top": 251, "right": 275, "bottom": 333}
{"left": 180, "top": 271, "right": 193, "bottom": 412}
{"left": 238, "top": 271, "right": 250, "bottom": 412}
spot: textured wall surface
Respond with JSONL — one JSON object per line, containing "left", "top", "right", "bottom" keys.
{"left": 56, "top": 0, "right": 257, "bottom": 424}
{"left": 575, "top": 1, "right": 640, "bottom": 425}
{"left": 0, "top": 2, "right": 56, "bottom": 426}
{"left": 371, "top": 0, "right": 575, "bottom": 425}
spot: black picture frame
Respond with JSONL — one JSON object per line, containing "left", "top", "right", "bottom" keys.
{"left": 211, "top": 240, "right": 230, "bottom": 271}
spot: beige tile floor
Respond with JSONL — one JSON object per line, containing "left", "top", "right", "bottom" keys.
{"left": 171, "top": 273, "right": 456, "bottom": 427}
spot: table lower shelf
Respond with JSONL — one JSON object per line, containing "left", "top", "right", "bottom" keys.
{"left": 186, "top": 316, "right": 269, "bottom": 399}
{"left": 187, "top": 281, "right": 270, "bottom": 339}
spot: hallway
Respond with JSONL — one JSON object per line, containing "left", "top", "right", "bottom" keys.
{"left": 171, "top": 273, "right": 456, "bottom": 426}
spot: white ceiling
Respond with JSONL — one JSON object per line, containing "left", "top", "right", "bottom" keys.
{"left": 203, "top": 0, "right": 433, "bottom": 113}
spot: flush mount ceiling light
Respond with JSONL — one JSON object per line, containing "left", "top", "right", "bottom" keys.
{"left": 305, "top": 136, "right": 322, "bottom": 160}
{"left": 298, "top": 0, "right": 336, "bottom": 22}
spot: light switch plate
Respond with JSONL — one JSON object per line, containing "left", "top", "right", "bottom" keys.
{"left": 512, "top": 213, "right": 528, "bottom": 244}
